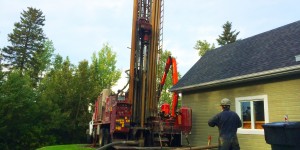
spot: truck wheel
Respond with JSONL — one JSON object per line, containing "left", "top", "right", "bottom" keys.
{"left": 99, "top": 128, "right": 110, "bottom": 146}
{"left": 99, "top": 128, "right": 104, "bottom": 146}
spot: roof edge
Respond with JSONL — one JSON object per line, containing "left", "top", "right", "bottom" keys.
{"left": 171, "top": 65, "right": 300, "bottom": 92}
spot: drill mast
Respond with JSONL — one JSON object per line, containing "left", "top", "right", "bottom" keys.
{"left": 129, "top": 0, "right": 164, "bottom": 127}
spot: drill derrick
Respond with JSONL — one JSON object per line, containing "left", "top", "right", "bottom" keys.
{"left": 88, "top": 0, "right": 192, "bottom": 148}
{"left": 129, "top": 0, "right": 163, "bottom": 128}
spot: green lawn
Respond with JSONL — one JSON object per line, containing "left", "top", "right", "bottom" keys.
{"left": 37, "top": 144, "right": 95, "bottom": 150}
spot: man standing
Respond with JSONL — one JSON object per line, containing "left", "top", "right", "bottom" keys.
{"left": 208, "top": 98, "right": 242, "bottom": 150}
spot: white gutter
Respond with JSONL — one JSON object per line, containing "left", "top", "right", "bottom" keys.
{"left": 171, "top": 64, "right": 300, "bottom": 92}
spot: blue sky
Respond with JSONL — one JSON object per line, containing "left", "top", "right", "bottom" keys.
{"left": 1, "top": 0, "right": 300, "bottom": 91}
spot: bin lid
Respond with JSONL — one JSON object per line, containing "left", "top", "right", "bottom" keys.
{"left": 262, "top": 122, "right": 300, "bottom": 128}
{"left": 285, "top": 121, "right": 300, "bottom": 128}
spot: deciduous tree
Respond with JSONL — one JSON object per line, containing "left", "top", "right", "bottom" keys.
{"left": 38, "top": 57, "right": 77, "bottom": 144}
{"left": 194, "top": 40, "right": 215, "bottom": 56}
{"left": 194, "top": 21, "right": 240, "bottom": 56}
{"left": 90, "top": 43, "right": 121, "bottom": 98}
{"left": 0, "top": 71, "right": 39, "bottom": 149}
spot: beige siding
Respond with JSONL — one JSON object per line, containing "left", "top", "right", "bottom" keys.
{"left": 181, "top": 77, "right": 300, "bottom": 150}
{"left": 238, "top": 134, "right": 271, "bottom": 150}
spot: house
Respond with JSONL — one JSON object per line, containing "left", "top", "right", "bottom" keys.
{"left": 171, "top": 21, "right": 300, "bottom": 150}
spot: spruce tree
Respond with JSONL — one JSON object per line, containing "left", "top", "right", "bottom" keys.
{"left": 0, "top": 49, "right": 3, "bottom": 70}
{"left": 2, "top": 7, "right": 47, "bottom": 85}
{"left": 216, "top": 21, "right": 240, "bottom": 46}
{"left": 0, "top": 50, "right": 4, "bottom": 86}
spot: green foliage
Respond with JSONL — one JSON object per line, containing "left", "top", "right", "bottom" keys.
{"left": 194, "top": 40, "right": 215, "bottom": 56}
{"left": 216, "top": 21, "right": 240, "bottom": 46}
{"left": 194, "top": 21, "right": 240, "bottom": 56}
{"left": 0, "top": 52, "right": 4, "bottom": 86}
{"left": 0, "top": 6, "right": 122, "bottom": 150}
{"left": 39, "top": 57, "right": 79, "bottom": 144}
{"left": 38, "top": 39, "right": 55, "bottom": 73}
{"left": 90, "top": 43, "right": 121, "bottom": 98}
{"left": 0, "top": 49, "right": 3, "bottom": 70}
{"left": 53, "top": 54, "right": 63, "bottom": 69}
{"left": 0, "top": 71, "right": 40, "bottom": 149}
{"left": 1, "top": 7, "right": 48, "bottom": 86}
{"left": 0, "top": 56, "right": 97, "bottom": 150}
{"left": 72, "top": 60, "right": 93, "bottom": 135}
{"left": 36, "top": 44, "right": 121, "bottom": 146}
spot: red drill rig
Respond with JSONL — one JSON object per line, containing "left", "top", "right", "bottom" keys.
{"left": 88, "top": 0, "right": 192, "bottom": 148}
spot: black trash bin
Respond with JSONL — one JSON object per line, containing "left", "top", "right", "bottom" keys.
{"left": 262, "top": 122, "right": 300, "bottom": 150}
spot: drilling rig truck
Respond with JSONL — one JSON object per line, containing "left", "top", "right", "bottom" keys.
{"left": 89, "top": 0, "right": 192, "bottom": 148}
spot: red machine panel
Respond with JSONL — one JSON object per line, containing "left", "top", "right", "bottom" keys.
{"left": 110, "top": 99, "right": 131, "bottom": 134}
{"left": 102, "top": 96, "right": 116, "bottom": 124}
{"left": 161, "top": 103, "right": 170, "bottom": 115}
{"left": 180, "top": 106, "right": 192, "bottom": 134}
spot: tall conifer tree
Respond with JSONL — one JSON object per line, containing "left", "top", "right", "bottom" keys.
{"left": 2, "top": 7, "right": 47, "bottom": 85}
{"left": 216, "top": 21, "right": 240, "bottom": 46}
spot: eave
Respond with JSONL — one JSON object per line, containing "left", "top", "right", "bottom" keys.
{"left": 170, "top": 64, "right": 300, "bottom": 93}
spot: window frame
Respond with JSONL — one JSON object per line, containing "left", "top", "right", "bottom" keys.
{"left": 235, "top": 95, "right": 269, "bottom": 135}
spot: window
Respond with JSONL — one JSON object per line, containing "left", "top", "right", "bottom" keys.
{"left": 235, "top": 95, "right": 269, "bottom": 135}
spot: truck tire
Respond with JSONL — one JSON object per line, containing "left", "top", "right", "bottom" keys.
{"left": 99, "top": 128, "right": 111, "bottom": 146}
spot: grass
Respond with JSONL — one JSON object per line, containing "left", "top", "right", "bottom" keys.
{"left": 37, "top": 144, "right": 95, "bottom": 150}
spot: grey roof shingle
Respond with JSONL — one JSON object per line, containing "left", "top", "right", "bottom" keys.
{"left": 171, "top": 20, "right": 300, "bottom": 92}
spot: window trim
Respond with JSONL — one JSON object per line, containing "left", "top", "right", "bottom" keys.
{"left": 235, "top": 95, "right": 269, "bottom": 135}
